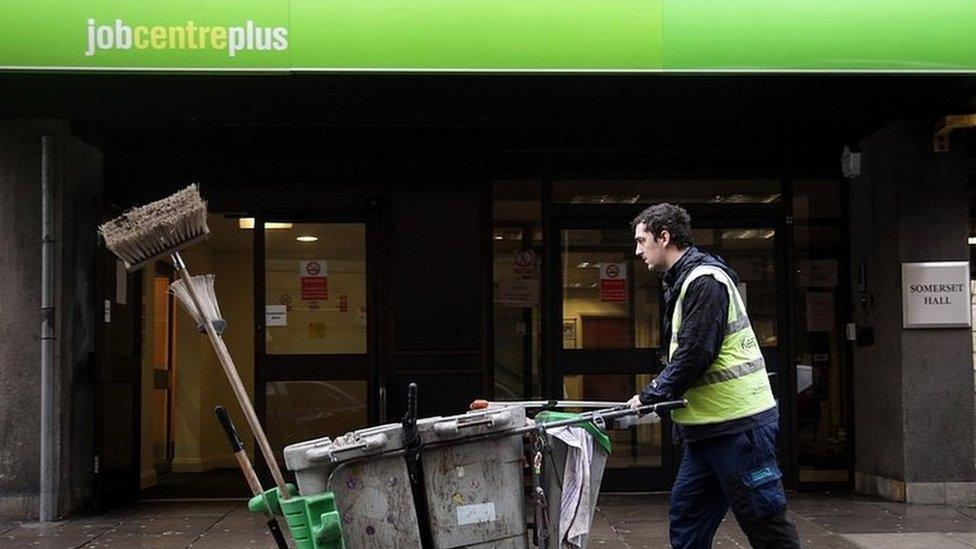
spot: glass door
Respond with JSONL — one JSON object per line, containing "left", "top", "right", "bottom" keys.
{"left": 551, "top": 217, "right": 669, "bottom": 491}
{"left": 551, "top": 213, "right": 790, "bottom": 491}
{"left": 255, "top": 218, "right": 376, "bottom": 470}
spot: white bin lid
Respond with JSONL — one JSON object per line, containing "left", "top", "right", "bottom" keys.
{"left": 284, "top": 417, "right": 446, "bottom": 472}
{"left": 417, "top": 407, "right": 527, "bottom": 444}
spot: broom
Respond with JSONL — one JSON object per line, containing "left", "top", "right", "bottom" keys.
{"left": 98, "top": 184, "right": 292, "bottom": 501}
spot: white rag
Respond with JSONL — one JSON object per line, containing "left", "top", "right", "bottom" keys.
{"left": 549, "top": 425, "right": 594, "bottom": 549}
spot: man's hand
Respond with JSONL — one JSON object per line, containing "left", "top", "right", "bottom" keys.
{"left": 626, "top": 394, "right": 643, "bottom": 410}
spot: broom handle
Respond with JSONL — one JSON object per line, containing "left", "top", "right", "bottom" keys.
{"left": 172, "top": 253, "right": 292, "bottom": 500}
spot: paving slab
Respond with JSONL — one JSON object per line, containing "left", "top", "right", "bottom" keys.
{"left": 3, "top": 493, "right": 976, "bottom": 548}
{"left": 842, "top": 532, "right": 976, "bottom": 549}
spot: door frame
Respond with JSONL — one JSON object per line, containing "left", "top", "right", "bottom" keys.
{"left": 149, "top": 262, "right": 178, "bottom": 474}
{"left": 252, "top": 212, "right": 380, "bottom": 479}
{"left": 545, "top": 204, "right": 794, "bottom": 491}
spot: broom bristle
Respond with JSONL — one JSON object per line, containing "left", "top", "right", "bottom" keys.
{"left": 170, "top": 274, "right": 224, "bottom": 330}
{"left": 98, "top": 184, "right": 210, "bottom": 270}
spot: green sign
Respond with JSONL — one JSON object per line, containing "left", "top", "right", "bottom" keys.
{"left": 1, "top": 0, "right": 974, "bottom": 72}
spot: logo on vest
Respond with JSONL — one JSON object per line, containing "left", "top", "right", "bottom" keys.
{"left": 740, "top": 335, "right": 758, "bottom": 351}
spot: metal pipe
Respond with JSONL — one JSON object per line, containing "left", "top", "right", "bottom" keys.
{"left": 39, "top": 135, "right": 58, "bottom": 522}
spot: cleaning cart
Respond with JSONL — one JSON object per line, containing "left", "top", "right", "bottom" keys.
{"left": 267, "top": 392, "right": 684, "bottom": 549}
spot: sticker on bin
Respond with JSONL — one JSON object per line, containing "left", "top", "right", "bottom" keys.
{"left": 456, "top": 502, "right": 496, "bottom": 525}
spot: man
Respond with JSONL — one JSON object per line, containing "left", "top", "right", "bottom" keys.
{"left": 626, "top": 203, "right": 801, "bottom": 549}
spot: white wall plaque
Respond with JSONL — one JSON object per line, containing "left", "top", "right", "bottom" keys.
{"left": 902, "top": 261, "right": 972, "bottom": 329}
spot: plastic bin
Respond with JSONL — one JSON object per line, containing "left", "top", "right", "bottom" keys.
{"left": 417, "top": 407, "right": 529, "bottom": 548}
{"left": 535, "top": 411, "right": 612, "bottom": 549}
{"left": 283, "top": 422, "right": 428, "bottom": 548}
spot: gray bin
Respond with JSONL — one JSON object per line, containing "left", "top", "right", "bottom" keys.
{"left": 543, "top": 435, "right": 609, "bottom": 549}
{"left": 418, "top": 408, "right": 529, "bottom": 549}
{"left": 283, "top": 422, "right": 432, "bottom": 548}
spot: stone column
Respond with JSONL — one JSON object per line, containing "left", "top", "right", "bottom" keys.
{"left": 849, "top": 121, "right": 975, "bottom": 504}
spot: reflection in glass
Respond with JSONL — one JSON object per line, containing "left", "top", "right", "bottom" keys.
{"left": 265, "top": 380, "right": 369, "bottom": 460}
{"left": 264, "top": 223, "right": 367, "bottom": 355}
{"left": 563, "top": 374, "right": 661, "bottom": 469}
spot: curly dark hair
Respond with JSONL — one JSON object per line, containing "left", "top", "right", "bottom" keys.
{"left": 631, "top": 203, "right": 694, "bottom": 249}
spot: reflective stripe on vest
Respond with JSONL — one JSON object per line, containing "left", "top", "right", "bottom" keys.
{"left": 668, "top": 265, "right": 777, "bottom": 425}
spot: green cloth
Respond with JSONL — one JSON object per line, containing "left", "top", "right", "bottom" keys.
{"left": 535, "top": 411, "right": 613, "bottom": 455}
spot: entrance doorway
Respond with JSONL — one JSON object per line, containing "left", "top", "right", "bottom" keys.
{"left": 139, "top": 214, "right": 257, "bottom": 499}
{"left": 550, "top": 210, "right": 791, "bottom": 491}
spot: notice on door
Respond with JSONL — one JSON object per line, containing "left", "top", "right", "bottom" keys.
{"left": 495, "top": 279, "right": 539, "bottom": 307}
{"left": 300, "top": 260, "right": 329, "bottom": 301}
{"left": 513, "top": 248, "right": 537, "bottom": 277}
{"left": 265, "top": 304, "right": 287, "bottom": 327}
{"left": 600, "top": 263, "right": 627, "bottom": 302}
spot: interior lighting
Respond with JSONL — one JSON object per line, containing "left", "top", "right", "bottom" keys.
{"left": 296, "top": 236, "right": 319, "bottom": 242}
{"left": 238, "top": 218, "right": 293, "bottom": 230}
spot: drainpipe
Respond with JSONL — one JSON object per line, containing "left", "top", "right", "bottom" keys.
{"left": 39, "top": 135, "right": 58, "bottom": 522}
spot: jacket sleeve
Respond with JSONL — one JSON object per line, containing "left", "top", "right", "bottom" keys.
{"left": 639, "top": 276, "right": 729, "bottom": 404}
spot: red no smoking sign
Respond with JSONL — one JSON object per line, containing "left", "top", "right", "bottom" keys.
{"left": 300, "top": 260, "right": 329, "bottom": 301}
{"left": 600, "top": 262, "right": 627, "bottom": 302}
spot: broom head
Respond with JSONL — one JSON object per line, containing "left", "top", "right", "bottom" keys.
{"left": 98, "top": 184, "right": 210, "bottom": 271}
{"left": 170, "top": 274, "right": 226, "bottom": 335}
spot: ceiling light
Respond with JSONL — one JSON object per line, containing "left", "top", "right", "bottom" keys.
{"left": 577, "top": 261, "right": 590, "bottom": 268}
{"left": 969, "top": 237, "right": 976, "bottom": 245}
{"left": 238, "top": 218, "right": 293, "bottom": 230}
{"left": 296, "top": 236, "right": 318, "bottom": 242}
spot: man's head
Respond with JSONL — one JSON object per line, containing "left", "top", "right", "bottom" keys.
{"left": 632, "top": 203, "right": 693, "bottom": 273}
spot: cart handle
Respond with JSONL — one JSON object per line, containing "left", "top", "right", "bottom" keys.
{"left": 306, "top": 432, "right": 390, "bottom": 463}
{"left": 433, "top": 410, "right": 515, "bottom": 437}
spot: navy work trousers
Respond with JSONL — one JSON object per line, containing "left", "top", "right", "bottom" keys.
{"left": 669, "top": 422, "right": 801, "bottom": 548}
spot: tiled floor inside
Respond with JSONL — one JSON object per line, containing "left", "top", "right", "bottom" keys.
{"left": 3, "top": 493, "right": 976, "bottom": 548}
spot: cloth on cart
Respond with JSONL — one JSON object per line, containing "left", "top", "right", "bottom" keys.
{"left": 549, "top": 425, "right": 594, "bottom": 548}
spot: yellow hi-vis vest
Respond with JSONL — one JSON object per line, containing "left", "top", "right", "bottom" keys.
{"left": 669, "top": 265, "right": 776, "bottom": 426}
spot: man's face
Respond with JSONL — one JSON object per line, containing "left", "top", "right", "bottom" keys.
{"left": 634, "top": 222, "right": 669, "bottom": 273}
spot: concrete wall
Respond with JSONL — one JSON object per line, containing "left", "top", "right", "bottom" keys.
{"left": 850, "top": 122, "right": 975, "bottom": 504}
{"left": 0, "top": 120, "right": 103, "bottom": 518}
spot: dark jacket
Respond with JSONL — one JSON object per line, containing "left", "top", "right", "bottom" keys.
{"left": 638, "top": 246, "right": 778, "bottom": 442}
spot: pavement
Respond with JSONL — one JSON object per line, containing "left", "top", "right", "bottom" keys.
{"left": 3, "top": 493, "right": 976, "bottom": 548}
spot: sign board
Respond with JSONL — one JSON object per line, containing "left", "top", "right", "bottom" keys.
{"left": 798, "top": 259, "right": 838, "bottom": 287}
{"left": 902, "top": 261, "right": 971, "bottom": 329}
{"left": 805, "top": 292, "right": 834, "bottom": 332}
{"left": 1, "top": 1, "right": 975, "bottom": 72}
{"left": 300, "top": 259, "right": 328, "bottom": 301}
{"left": 513, "top": 248, "right": 536, "bottom": 277}
{"left": 599, "top": 263, "right": 627, "bottom": 302}
{"left": 494, "top": 279, "right": 539, "bottom": 308}
{"left": 265, "top": 304, "right": 287, "bottom": 326}
{"left": 115, "top": 259, "right": 127, "bottom": 304}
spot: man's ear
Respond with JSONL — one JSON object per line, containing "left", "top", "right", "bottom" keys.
{"left": 660, "top": 229, "right": 671, "bottom": 247}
